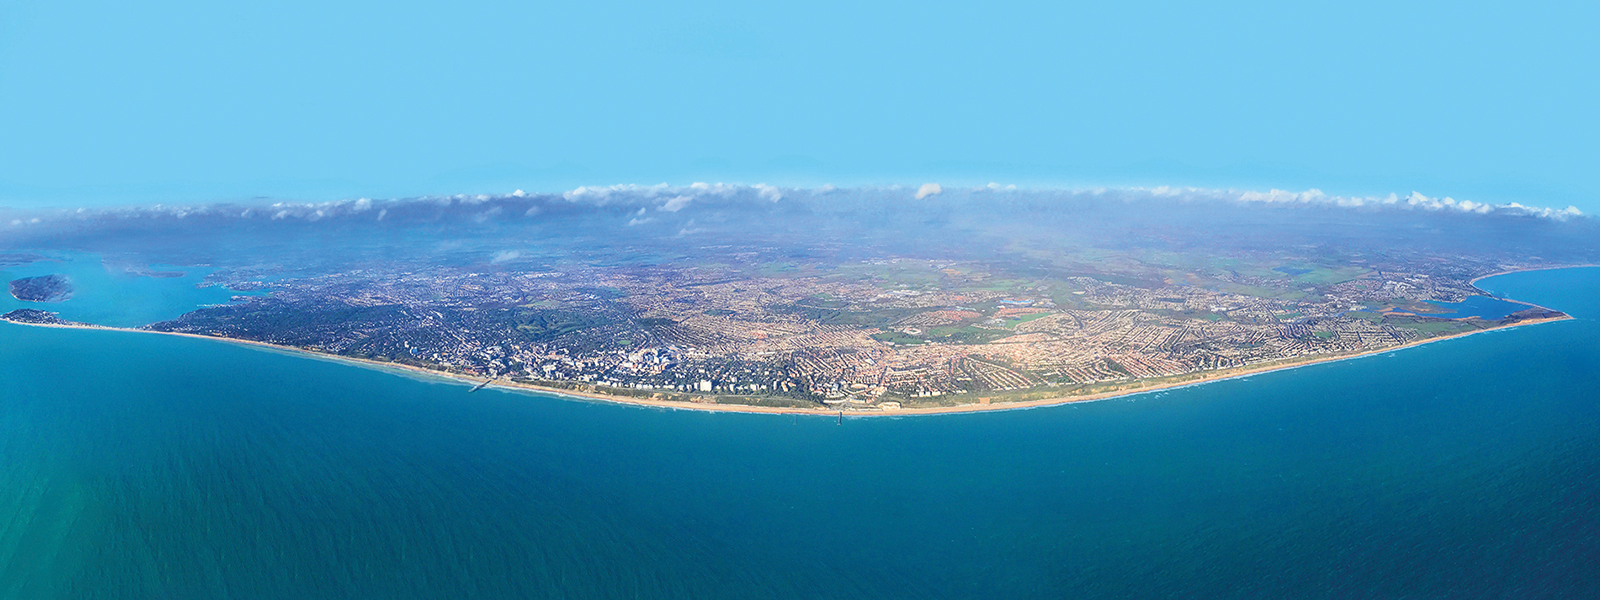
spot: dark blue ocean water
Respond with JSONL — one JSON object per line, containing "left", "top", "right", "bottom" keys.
{"left": 1, "top": 268, "right": 1598, "bottom": 599}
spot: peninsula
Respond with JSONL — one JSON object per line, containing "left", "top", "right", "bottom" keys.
{"left": 2, "top": 185, "right": 1591, "bottom": 414}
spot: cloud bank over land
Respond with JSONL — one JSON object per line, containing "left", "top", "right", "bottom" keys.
{"left": 2, "top": 183, "right": 1587, "bottom": 233}
{"left": 1226, "top": 188, "right": 1585, "bottom": 220}
{"left": 2, "top": 182, "right": 1594, "bottom": 276}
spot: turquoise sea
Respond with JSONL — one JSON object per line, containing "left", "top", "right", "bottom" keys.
{"left": 0, "top": 252, "right": 247, "bottom": 328}
{"left": 1, "top": 268, "right": 1597, "bottom": 598}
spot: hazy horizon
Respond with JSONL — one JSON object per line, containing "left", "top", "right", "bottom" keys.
{"left": 3, "top": 182, "right": 1587, "bottom": 222}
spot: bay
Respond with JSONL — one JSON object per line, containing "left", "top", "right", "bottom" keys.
{"left": 0, "top": 252, "right": 249, "bottom": 328}
{"left": 1, "top": 268, "right": 1597, "bottom": 598}
{"left": 1421, "top": 294, "right": 1533, "bottom": 320}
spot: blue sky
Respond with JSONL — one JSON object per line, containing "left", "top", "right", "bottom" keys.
{"left": 0, "top": 0, "right": 1595, "bottom": 212}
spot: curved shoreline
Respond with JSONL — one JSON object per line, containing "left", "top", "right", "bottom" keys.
{"left": 4, "top": 265, "right": 1585, "bottom": 418}
{"left": 1470, "top": 264, "right": 1600, "bottom": 286}
{"left": 3, "top": 310, "right": 1573, "bottom": 418}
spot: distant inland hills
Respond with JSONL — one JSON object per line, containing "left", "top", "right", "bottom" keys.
{"left": 8, "top": 274, "right": 72, "bottom": 302}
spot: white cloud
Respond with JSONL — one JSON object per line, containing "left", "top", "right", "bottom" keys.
{"left": 755, "top": 184, "right": 782, "bottom": 202}
{"left": 1228, "top": 188, "right": 1579, "bottom": 220}
{"left": 1237, "top": 188, "right": 1321, "bottom": 204}
{"left": 689, "top": 182, "right": 739, "bottom": 196}
{"left": 565, "top": 183, "right": 672, "bottom": 204}
{"left": 1503, "top": 203, "right": 1583, "bottom": 220}
{"left": 6, "top": 184, "right": 1585, "bottom": 234}
{"left": 564, "top": 186, "right": 600, "bottom": 201}
{"left": 472, "top": 206, "right": 504, "bottom": 223}
{"left": 490, "top": 250, "right": 520, "bottom": 263}
{"left": 659, "top": 195, "right": 693, "bottom": 212}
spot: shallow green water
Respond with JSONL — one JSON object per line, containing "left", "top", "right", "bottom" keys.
{"left": 1, "top": 268, "right": 1597, "bottom": 598}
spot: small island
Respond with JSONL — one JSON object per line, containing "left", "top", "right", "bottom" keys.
{"left": 8, "top": 274, "right": 73, "bottom": 302}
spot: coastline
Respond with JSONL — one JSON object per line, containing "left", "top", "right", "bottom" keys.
{"left": 2, "top": 311, "right": 1573, "bottom": 418}
{"left": 1470, "top": 264, "right": 1600, "bottom": 286}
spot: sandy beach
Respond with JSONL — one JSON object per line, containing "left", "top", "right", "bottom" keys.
{"left": 4, "top": 308, "right": 1573, "bottom": 417}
